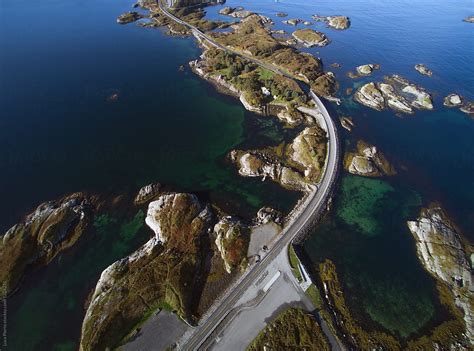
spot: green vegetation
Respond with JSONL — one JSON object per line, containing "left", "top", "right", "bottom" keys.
{"left": 247, "top": 308, "right": 330, "bottom": 351}
{"left": 288, "top": 245, "right": 302, "bottom": 282}
{"left": 306, "top": 284, "right": 323, "bottom": 309}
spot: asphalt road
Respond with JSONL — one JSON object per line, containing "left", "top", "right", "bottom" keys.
{"left": 157, "top": 2, "right": 340, "bottom": 349}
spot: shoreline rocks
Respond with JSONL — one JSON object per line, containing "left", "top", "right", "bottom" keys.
{"left": 134, "top": 183, "right": 162, "bottom": 205}
{"left": 344, "top": 140, "right": 396, "bottom": 177}
{"left": 339, "top": 116, "right": 354, "bottom": 132}
{"left": 407, "top": 206, "right": 473, "bottom": 344}
{"left": 214, "top": 216, "right": 249, "bottom": 273}
{"left": 283, "top": 18, "right": 303, "bottom": 26}
{"left": 1, "top": 193, "right": 93, "bottom": 295}
{"left": 117, "top": 11, "right": 145, "bottom": 24}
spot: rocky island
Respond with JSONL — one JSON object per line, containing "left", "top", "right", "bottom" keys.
{"left": 354, "top": 75, "right": 434, "bottom": 114}
{"left": 414, "top": 63, "right": 433, "bottom": 77}
{"left": 292, "top": 28, "right": 330, "bottom": 47}
{"left": 344, "top": 140, "right": 396, "bottom": 177}
{"left": 312, "top": 15, "right": 351, "bottom": 30}
{"left": 347, "top": 63, "right": 380, "bottom": 78}
{"left": 0, "top": 193, "right": 94, "bottom": 295}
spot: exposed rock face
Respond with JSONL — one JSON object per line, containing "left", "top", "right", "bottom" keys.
{"left": 134, "top": 183, "right": 161, "bottom": 205}
{"left": 357, "top": 63, "right": 379, "bottom": 76}
{"left": 228, "top": 9, "right": 253, "bottom": 18}
{"left": 460, "top": 101, "right": 474, "bottom": 117}
{"left": 214, "top": 217, "right": 249, "bottom": 273}
{"left": 256, "top": 207, "right": 283, "bottom": 225}
{"left": 344, "top": 140, "right": 396, "bottom": 177}
{"left": 117, "top": 11, "right": 144, "bottom": 24}
{"left": 80, "top": 193, "right": 213, "bottom": 351}
{"left": 230, "top": 125, "right": 327, "bottom": 191}
{"left": 218, "top": 6, "right": 234, "bottom": 15}
{"left": 407, "top": 207, "right": 473, "bottom": 344}
{"left": 312, "top": 14, "right": 350, "bottom": 30}
{"left": 1, "top": 193, "right": 92, "bottom": 295}
{"left": 283, "top": 18, "right": 303, "bottom": 26}
{"left": 444, "top": 94, "right": 463, "bottom": 107}
{"left": 347, "top": 64, "right": 380, "bottom": 78}
{"left": 339, "top": 116, "right": 354, "bottom": 132}
{"left": 463, "top": 16, "right": 474, "bottom": 23}
{"left": 354, "top": 75, "right": 434, "bottom": 114}
{"left": 415, "top": 64, "right": 433, "bottom": 77}
{"left": 145, "top": 193, "right": 207, "bottom": 244}
{"left": 292, "top": 29, "right": 330, "bottom": 47}
{"left": 326, "top": 16, "right": 350, "bottom": 30}
{"left": 354, "top": 82, "right": 385, "bottom": 111}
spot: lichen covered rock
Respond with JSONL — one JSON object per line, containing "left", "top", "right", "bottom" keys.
{"left": 80, "top": 193, "right": 213, "bottom": 351}
{"left": 292, "top": 28, "right": 330, "bottom": 47}
{"left": 214, "top": 217, "right": 249, "bottom": 273}
{"left": 407, "top": 206, "right": 473, "bottom": 343}
{"left": 0, "top": 193, "right": 92, "bottom": 295}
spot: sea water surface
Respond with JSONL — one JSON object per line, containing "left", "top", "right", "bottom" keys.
{"left": 206, "top": 0, "right": 474, "bottom": 341}
{"left": 1, "top": 0, "right": 474, "bottom": 348}
{"left": 0, "top": 0, "right": 301, "bottom": 349}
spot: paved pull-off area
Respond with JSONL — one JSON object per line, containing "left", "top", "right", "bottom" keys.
{"left": 158, "top": 2, "right": 341, "bottom": 350}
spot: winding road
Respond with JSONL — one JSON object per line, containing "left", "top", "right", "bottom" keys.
{"left": 158, "top": 1, "right": 341, "bottom": 349}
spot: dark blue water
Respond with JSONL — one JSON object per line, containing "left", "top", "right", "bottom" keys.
{"left": 1, "top": 0, "right": 473, "bottom": 348}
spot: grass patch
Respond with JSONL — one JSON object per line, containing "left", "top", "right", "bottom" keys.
{"left": 288, "top": 245, "right": 303, "bottom": 282}
{"left": 306, "top": 284, "right": 323, "bottom": 309}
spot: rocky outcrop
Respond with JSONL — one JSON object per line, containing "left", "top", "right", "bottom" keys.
{"left": 339, "top": 116, "right": 354, "bottom": 132}
{"left": 292, "top": 29, "right": 330, "bottom": 47}
{"left": 1, "top": 193, "right": 93, "bottom": 295}
{"left": 276, "top": 12, "right": 288, "bottom": 18}
{"left": 347, "top": 64, "right": 380, "bottom": 78}
{"left": 256, "top": 207, "right": 283, "bottom": 225}
{"left": 283, "top": 19, "right": 303, "bottom": 26}
{"left": 415, "top": 64, "right": 433, "bottom": 77}
{"left": 169, "top": 0, "right": 224, "bottom": 9}
{"left": 214, "top": 217, "right": 249, "bottom": 273}
{"left": 117, "top": 11, "right": 145, "bottom": 24}
{"left": 326, "top": 16, "right": 350, "bottom": 30}
{"left": 463, "top": 16, "right": 474, "bottom": 23}
{"left": 80, "top": 193, "right": 213, "bottom": 351}
{"left": 344, "top": 140, "right": 396, "bottom": 177}
{"left": 354, "top": 75, "right": 434, "bottom": 114}
{"left": 407, "top": 206, "right": 473, "bottom": 344}
{"left": 354, "top": 82, "right": 385, "bottom": 111}
{"left": 444, "top": 94, "right": 463, "bottom": 107}
{"left": 312, "top": 14, "right": 350, "bottom": 30}
{"left": 218, "top": 6, "right": 234, "bottom": 15}
{"left": 460, "top": 101, "right": 474, "bottom": 117}
{"left": 134, "top": 183, "right": 161, "bottom": 205}
{"left": 230, "top": 125, "right": 327, "bottom": 191}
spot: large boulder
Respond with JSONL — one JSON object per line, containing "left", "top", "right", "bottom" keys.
{"left": 0, "top": 193, "right": 92, "bottom": 295}
{"left": 344, "top": 140, "right": 396, "bottom": 177}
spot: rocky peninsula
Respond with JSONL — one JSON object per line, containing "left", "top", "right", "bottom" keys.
{"left": 0, "top": 193, "right": 93, "bottom": 295}
{"left": 407, "top": 206, "right": 473, "bottom": 345}
{"left": 230, "top": 125, "right": 328, "bottom": 191}
{"left": 354, "top": 75, "right": 434, "bottom": 114}
{"left": 344, "top": 140, "right": 396, "bottom": 177}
